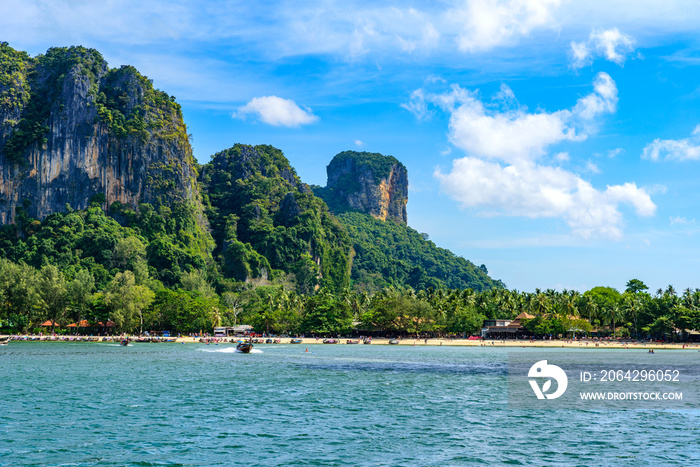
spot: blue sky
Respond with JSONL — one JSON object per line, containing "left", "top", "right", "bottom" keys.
{"left": 3, "top": 0, "right": 700, "bottom": 293}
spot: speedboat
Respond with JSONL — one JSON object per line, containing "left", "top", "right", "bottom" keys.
{"left": 388, "top": 339, "right": 400, "bottom": 345}
{"left": 236, "top": 342, "right": 253, "bottom": 353}
{"left": 120, "top": 338, "right": 130, "bottom": 346}
{"left": 323, "top": 338, "right": 338, "bottom": 344}
{"left": 290, "top": 338, "right": 302, "bottom": 344}
{"left": 0, "top": 337, "right": 9, "bottom": 346}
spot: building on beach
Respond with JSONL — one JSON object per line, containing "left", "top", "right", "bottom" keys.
{"left": 213, "top": 325, "right": 253, "bottom": 337}
{"left": 480, "top": 312, "right": 534, "bottom": 339}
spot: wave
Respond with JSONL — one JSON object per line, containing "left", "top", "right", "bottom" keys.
{"left": 196, "top": 347, "right": 263, "bottom": 354}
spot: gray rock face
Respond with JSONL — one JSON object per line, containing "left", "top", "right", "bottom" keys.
{"left": 324, "top": 151, "right": 408, "bottom": 224}
{"left": 0, "top": 46, "right": 198, "bottom": 225}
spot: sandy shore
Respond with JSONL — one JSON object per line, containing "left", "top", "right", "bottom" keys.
{"left": 4, "top": 335, "right": 697, "bottom": 350}
{"left": 232, "top": 337, "right": 700, "bottom": 350}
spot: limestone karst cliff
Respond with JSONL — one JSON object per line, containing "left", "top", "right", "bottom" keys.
{"left": 315, "top": 151, "right": 408, "bottom": 224}
{"left": 0, "top": 43, "right": 501, "bottom": 293}
{"left": 199, "top": 144, "right": 353, "bottom": 291}
{"left": 0, "top": 44, "right": 199, "bottom": 225}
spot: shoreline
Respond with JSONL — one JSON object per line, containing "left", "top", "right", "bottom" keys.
{"left": 3, "top": 335, "right": 699, "bottom": 350}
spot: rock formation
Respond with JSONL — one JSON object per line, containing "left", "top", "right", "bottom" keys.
{"left": 318, "top": 151, "right": 408, "bottom": 224}
{"left": 0, "top": 44, "right": 199, "bottom": 225}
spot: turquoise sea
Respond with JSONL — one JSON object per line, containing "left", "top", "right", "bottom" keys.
{"left": 1, "top": 342, "right": 699, "bottom": 466}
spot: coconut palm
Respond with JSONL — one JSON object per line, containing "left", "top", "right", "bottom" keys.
{"left": 622, "top": 295, "right": 641, "bottom": 338}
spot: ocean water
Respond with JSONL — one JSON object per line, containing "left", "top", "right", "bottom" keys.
{"left": 1, "top": 342, "right": 699, "bottom": 466}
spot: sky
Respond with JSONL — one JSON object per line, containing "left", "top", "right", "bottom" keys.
{"left": 2, "top": 0, "right": 700, "bottom": 293}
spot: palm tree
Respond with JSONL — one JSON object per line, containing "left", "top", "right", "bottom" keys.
{"left": 682, "top": 288, "right": 695, "bottom": 310}
{"left": 622, "top": 295, "right": 640, "bottom": 338}
{"left": 665, "top": 285, "right": 677, "bottom": 298}
{"left": 561, "top": 292, "right": 579, "bottom": 318}
{"left": 534, "top": 293, "right": 550, "bottom": 316}
{"left": 602, "top": 305, "right": 623, "bottom": 336}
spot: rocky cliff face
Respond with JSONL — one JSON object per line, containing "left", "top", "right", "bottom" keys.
{"left": 0, "top": 44, "right": 198, "bottom": 225}
{"left": 319, "top": 151, "right": 408, "bottom": 224}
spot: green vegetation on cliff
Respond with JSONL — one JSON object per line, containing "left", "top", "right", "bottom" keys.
{"left": 0, "top": 44, "right": 511, "bottom": 337}
{"left": 0, "top": 202, "right": 212, "bottom": 289}
{"left": 337, "top": 212, "right": 502, "bottom": 292}
{"left": 329, "top": 150, "right": 402, "bottom": 184}
{"left": 94, "top": 64, "right": 187, "bottom": 145}
{"left": 199, "top": 144, "right": 352, "bottom": 292}
{"left": 313, "top": 150, "right": 408, "bottom": 220}
{"left": 1, "top": 45, "right": 106, "bottom": 163}
{"left": 0, "top": 42, "right": 31, "bottom": 109}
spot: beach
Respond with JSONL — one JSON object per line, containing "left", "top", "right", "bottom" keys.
{"left": 3, "top": 334, "right": 699, "bottom": 350}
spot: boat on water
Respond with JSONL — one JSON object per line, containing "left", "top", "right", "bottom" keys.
{"left": 388, "top": 339, "right": 400, "bottom": 345}
{"left": 323, "top": 338, "right": 338, "bottom": 344}
{"left": 0, "top": 337, "right": 9, "bottom": 346}
{"left": 236, "top": 342, "right": 253, "bottom": 353}
{"left": 290, "top": 338, "right": 303, "bottom": 344}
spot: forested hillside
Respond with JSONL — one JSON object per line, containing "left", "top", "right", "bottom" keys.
{"left": 338, "top": 212, "right": 503, "bottom": 292}
{"left": 199, "top": 144, "right": 352, "bottom": 292}
{"left": 0, "top": 44, "right": 509, "bottom": 336}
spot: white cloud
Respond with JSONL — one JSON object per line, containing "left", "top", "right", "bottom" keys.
{"left": 408, "top": 73, "right": 654, "bottom": 239}
{"left": 354, "top": 140, "right": 365, "bottom": 147}
{"left": 585, "top": 160, "right": 601, "bottom": 174}
{"left": 642, "top": 125, "right": 700, "bottom": 161}
{"left": 607, "top": 148, "right": 624, "bottom": 158}
{"left": 670, "top": 216, "right": 694, "bottom": 225}
{"left": 234, "top": 96, "right": 319, "bottom": 127}
{"left": 435, "top": 159, "right": 655, "bottom": 239}
{"left": 405, "top": 72, "right": 617, "bottom": 164}
{"left": 591, "top": 28, "right": 635, "bottom": 64}
{"left": 570, "top": 28, "right": 636, "bottom": 69}
{"left": 451, "top": 0, "right": 561, "bottom": 52}
{"left": 570, "top": 41, "right": 591, "bottom": 68}
{"left": 401, "top": 89, "right": 432, "bottom": 120}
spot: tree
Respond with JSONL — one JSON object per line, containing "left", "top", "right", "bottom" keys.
{"left": 148, "top": 289, "right": 219, "bottom": 334}
{"left": 221, "top": 291, "right": 243, "bottom": 325}
{"left": 111, "top": 236, "right": 147, "bottom": 270}
{"left": 66, "top": 269, "right": 95, "bottom": 326}
{"left": 37, "top": 264, "right": 68, "bottom": 333}
{"left": 301, "top": 289, "right": 353, "bottom": 335}
{"left": 0, "top": 259, "right": 40, "bottom": 332}
{"left": 104, "top": 271, "right": 153, "bottom": 333}
{"left": 622, "top": 293, "right": 642, "bottom": 338}
{"left": 180, "top": 269, "right": 216, "bottom": 298}
{"left": 446, "top": 306, "right": 485, "bottom": 336}
{"left": 131, "top": 285, "right": 155, "bottom": 334}
{"left": 625, "top": 279, "right": 649, "bottom": 294}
